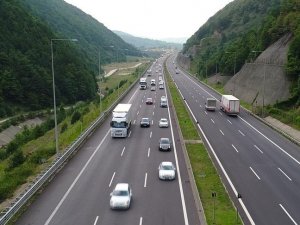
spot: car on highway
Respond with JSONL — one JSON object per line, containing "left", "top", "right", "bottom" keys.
{"left": 110, "top": 183, "right": 132, "bottom": 210}
{"left": 158, "top": 76, "right": 162, "bottom": 81}
{"left": 159, "top": 137, "right": 171, "bottom": 151}
{"left": 158, "top": 162, "right": 176, "bottom": 180}
{"left": 159, "top": 118, "right": 168, "bottom": 128}
{"left": 160, "top": 96, "right": 167, "bottom": 107}
{"left": 150, "top": 79, "right": 156, "bottom": 86}
{"left": 146, "top": 97, "right": 153, "bottom": 105}
{"left": 159, "top": 84, "right": 164, "bottom": 89}
{"left": 140, "top": 117, "right": 150, "bottom": 127}
{"left": 151, "top": 86, "right": 156, "bottom": 91}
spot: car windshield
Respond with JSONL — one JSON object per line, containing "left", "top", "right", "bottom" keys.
{"left": 142, "top": 118, "right": 149, "bottom": 122}
{"left": 113, "top": 190, "right": 129, "bottom": 196}
{"left": 161, "top": 119, "right": 167, "bottom": 122}
{"left": 162, "top": 165, "right": 174, "bottom": 170}
{"left": 161, "top": 139, "right": 169, "bottom": 144}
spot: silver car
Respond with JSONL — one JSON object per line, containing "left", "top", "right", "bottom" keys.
{"left": 159, "top": 162, "right": 176, "bottom": 180}
{"left": 159, "top": 138, "right": 171, "bottom": 151}
{"left": 159, "top": 118, "right": 169, "bottom": 128}
{"left": 110, "top": 183, "right": 132, "bottom": 209}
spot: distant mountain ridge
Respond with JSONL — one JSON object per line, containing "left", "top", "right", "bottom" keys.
{"left": 114, "top": 30, "right": 182, "bottom": 49}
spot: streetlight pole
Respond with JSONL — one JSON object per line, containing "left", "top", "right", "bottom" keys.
{"left": 51, "top": 38, "right": 78, "bottom": 155}
{"left": 98, "top": 50, "right": 102, "bottom": 115}
{"left": 252, "top": 50, "right": 265, "bottom": 116}
{"left": 226, "top": 51, "right": 237, "bottom": 94}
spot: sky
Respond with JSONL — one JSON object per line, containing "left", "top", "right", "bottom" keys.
{"left": 64, "top": 0, "right": 234, "bottom": 41}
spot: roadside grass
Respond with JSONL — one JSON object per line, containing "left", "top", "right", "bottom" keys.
{"left": 166, "top": 74, "right": 199, "bottom": 140}
{"left": 165, "top": 63, "right": 241, "bottom": 225}
{"left": 0, "top": 62, "right": 149, "bottom": 209}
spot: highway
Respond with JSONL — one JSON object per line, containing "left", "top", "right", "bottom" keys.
{"left": 167, "top": 54, "right": 300, "bottom": 225}
{"left": 15, "top": 57, "right": 201, "bottom": 225}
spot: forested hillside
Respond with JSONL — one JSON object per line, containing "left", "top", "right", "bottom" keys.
{"left": 183, "top": 0, "right": 300, "bottom": 106}
{"left": 114, "top": 30, "right": 182, "bottom": 50}
{"left": 21, "top": 0, "right": 141, "bottom": 65}
{"left": 0, "top": 0, "right": 96, "bottom": 117}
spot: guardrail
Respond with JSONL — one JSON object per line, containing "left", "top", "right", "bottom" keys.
{"left": 0, "top": 64, "right": 150, "bottom": 225}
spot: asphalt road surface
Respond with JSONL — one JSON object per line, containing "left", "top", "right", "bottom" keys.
{"left": 167, "top": 54, "right": 300, "bottom": 225}
{"left": 15, "top": 56, "right": 201, "bottom": 225}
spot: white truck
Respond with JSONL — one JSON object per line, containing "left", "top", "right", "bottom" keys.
{"left": 110, "top": 104, "right": 133, "bottom": 137}
{"left": 139, "top": 77, "right": 147, "bottom": 90}
{"left": 205, "top": 98, "right": 217, "bottom": 111}
{"left": 220, "top": 95, "right": 240, "bottom": 115}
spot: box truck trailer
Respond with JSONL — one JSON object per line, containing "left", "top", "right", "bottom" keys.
{"left": 220, "top": 95, "right": 240, "bottom": 115}
{"left": 110, "top": 104, "right": 133, "bottom": 137}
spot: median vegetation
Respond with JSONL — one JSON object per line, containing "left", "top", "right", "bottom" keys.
{"left": 0, "top": 63, "right": 149, "bottom": 208}
{"left": 165, "top": 62, "right": 241, "bottom": 225}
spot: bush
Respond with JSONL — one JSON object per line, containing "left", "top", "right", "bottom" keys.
{"left": 61, "top": 122, "right": 68, "bottom": 133}
{"left": 30, "top": 146, "right": 56, "bottom": 164}
{"left": 7, "top": 150, "right": 25, "bottom": 170}
{"left": 6, "top": 141, "right": 19, "bottom": 154}
{"left": 71, "top": 111, "right": 81, "bottom": 124}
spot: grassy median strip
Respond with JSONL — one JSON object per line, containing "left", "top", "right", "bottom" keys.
{"left": 165, "top": 63, "right": 241, "bottom": 225}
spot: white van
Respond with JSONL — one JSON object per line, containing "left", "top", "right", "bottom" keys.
{"left": 160, "top": 96, "right": 168, "bottom": 107}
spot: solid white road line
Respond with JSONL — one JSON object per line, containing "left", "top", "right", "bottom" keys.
{"left": 139, "top": 217, "right": 143, "bottom": 225}
{"left": 238, "top": 130, "right": 245, "bottom": 136}
{"left": 121, "top": 147, "right": 126, "bottom": 157}
{"left": 278, "top": 168, "right": 292, "bottom": 181}
{"left": 250, "top": 167, "right": 261, "bottom": 180}
{"left": 254, "top": 145, "right": 264, "bottom": 154}
{"left": 219, "top": 129, "right": 224, "bottom": 136}
{"left": 147, "top": 148, "right": 150, "bottom": 158}
{"left": 239, "top": 116, "right": 300, "bottom": 166}
{"left": 150, "top": 131, "right": 152, "bottom": 138}
{"left": 44, "top": 130, "right": 111, "bottom": 225}
{"left": 232, "top": 144, "right": 239, "bottom": 153}
{"left": 109, "top": 172, "right": 116, "bottom": 187}
{"left": 144, "top": 173, "right": 148, "bottom": 187}
{"left": 165, "top": 67, "right": 189, "bottom": 225}
{"left": 279, "top": 204, "right": 298, "bottom": 225}
{"left": 93, "top": 216, "right": 99, "bottom": 225}
{"left": 227, "top": 119, "right": 232, "bottom": 124}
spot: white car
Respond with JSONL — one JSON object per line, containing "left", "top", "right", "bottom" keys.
{"left": 110, "top": 183, "right": 132, "bottom": 209}
{"left": 159, "top": 118, "right": 169, "bottom": 128}
{"left": 158, "top": 162, "right": 176, "bottom": 180}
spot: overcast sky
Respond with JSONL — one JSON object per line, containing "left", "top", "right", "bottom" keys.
{"left": 64, "top": 0, "right": 233, "bottom": 41}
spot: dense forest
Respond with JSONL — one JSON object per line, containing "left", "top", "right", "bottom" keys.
{"left": 183, "top": 0, "right": 300, "bottom": 106}
{"left": 20, "top": 0, "right": 141, "bottom": 65}
{"left": 0, "top": 0, "right": 141, "bottom": 118}
{"left": 0, "top": 0, "right": 97, "bottom": 116}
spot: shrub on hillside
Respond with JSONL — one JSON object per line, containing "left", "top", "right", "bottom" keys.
{"left": 71, "top": 111, "right": 81, "bottom": 124}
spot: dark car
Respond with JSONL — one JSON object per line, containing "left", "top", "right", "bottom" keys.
{"left": 146, "top": 98, "right": 153, "bottom": 105}
{"left": 140, "top": 118, "right": 150, "bottom": 127}
{"left": 159, "top": 138, "right": 171, "bottom": 151}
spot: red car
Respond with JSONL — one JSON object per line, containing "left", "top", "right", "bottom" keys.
{"left": 146, "top": 97, "right": 153, "bottom": 105}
